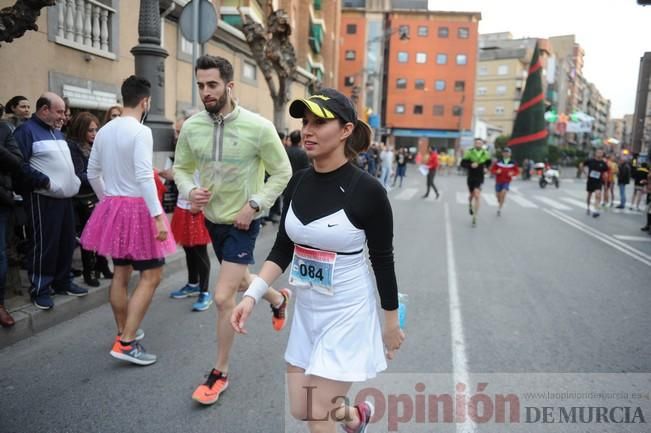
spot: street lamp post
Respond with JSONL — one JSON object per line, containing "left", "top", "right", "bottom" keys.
{"left": 131, "top": 0, "right": 174, "bottom": 152}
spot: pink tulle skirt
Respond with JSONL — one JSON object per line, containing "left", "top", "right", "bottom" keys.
{"left": 81, "top": 196, "right": 176, "bottom": 260}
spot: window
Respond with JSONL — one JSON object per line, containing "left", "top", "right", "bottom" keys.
{"left": 344, "top": 76, "right": 355, "bottom": 87}
{"left": 395, "top": 104, "right": 405, "bottom": 114}
{"left": 435, "top": 80, "right": 446, "bottom": 91}
{"left": 414, "top": 105, "right": 423, "bottom": 115}
{"left": 458, "top": 27, "right": 469, "bottom": 39}
{"left": 496, "top": 85, "right": 507, "bottom": 95}
{"left": 433, "top": 105, "right": 444, "bottom": 116}
{"left": 452, "top": 106, "right": 463, "bottom": 116}
{"left": 476, "top": 106, "right": 485, "bottom": 115}
{"left": 477, "top": 86, "right": 487, "bottom": 96}
{"left": 415, "top": 79, "right": 425, "bottom": 90}
{"left": 495, "top": 106, "right": 505, "bottom": 115}
{"left": 454, "top": 81, "right": 465, "bottom": 92}
{"left": 418, "top": 26, "right": 428, "bottom": 37}
{"left": 416, "top": 52, "right": 427, "bottom": 64}
{"left": 436, "top": 53, "right": 447, "bottom": 64}
{"left": 399, "top": 25, "right": 409, "bottom": 36}
{"left": 456, "top": 54, "right": 468, "bottom": 65}
{"left": 345, "top": 50, "right": 356, "bottom": 60}
{"left": 438, "top": 26, "right": 449, "bottom": 38}
{"left": 396, "top": 78, "right": 407, "bottom": 89}
{"left": 346, "top": 24, "right": 357, "bottom": 34}
{"left": 242, "top": 61, "right": 257, "bottom": 81}
{"left": 479, "top": 66, "right": 488, "bottom": 76}
{"left": 398, "top": 51, "right": 408, "bottom": 63}
{"left": 498, "top": 64, "right": 509, "bottom": 75}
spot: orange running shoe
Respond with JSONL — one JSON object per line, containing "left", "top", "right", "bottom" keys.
{"left": 192, "top": 369, "right": 229, "bottom": 405}
{"left": 271, "top": 288, "right": 292, "bottom": 331}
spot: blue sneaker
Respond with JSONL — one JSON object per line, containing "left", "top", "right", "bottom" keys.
{"left": 170, "top": 284, "right": 201, "bottom": 299}
{"left": 32, "top": 293, "right": 54, "bottom": 310}
{"left": 54, "top": 283, "right": 88, "bottom": 297}
{"left": 192, "top": 292, "right": 213, "bottom": 311}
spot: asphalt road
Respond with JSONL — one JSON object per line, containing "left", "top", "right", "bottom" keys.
{"left": 1, "top": 165, "right": 650, "bottom": 433}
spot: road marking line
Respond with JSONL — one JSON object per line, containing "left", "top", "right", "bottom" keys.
{"left": 509, "top": 194, "right": 538, "bottom": 208}
{"left": 534, "top": 195, "right": 573, "bottom": 211}
{"left": 613, "top": 235, "right": 651, "bottom": 242}
{"left": 553, "top": 210, "right": 651, "bottom": 261}
{"left": 565, "top": 190, "right": 587, "bottom": 199}
{"left": 444, "top": 203, "right": 477, "bottom": 433}
{"left": 482, "top": 194, "right": 498, "bottom": 207}
{"left": 610, "top": 207, "right": 641, "bottom": 215}
{"left": 544, "top": 209, "right": 651, "bottom": 267}
{"left": 560, "top": 197, "right": 588, "bottom": 209}
{"left": 393, "top": 187, "right": 418, "bottom": 201}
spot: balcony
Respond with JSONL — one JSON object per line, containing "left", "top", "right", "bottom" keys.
{"left": 54, "top": 0, "right": 116, "bottom": 59}
{"left": 220, "top": 0, "right": 264, "bottom": 28}
{"left": 309, "top": 19, "right": 324, "bottom": 54}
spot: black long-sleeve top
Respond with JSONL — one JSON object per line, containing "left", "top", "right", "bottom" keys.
{"left": 267, "top": 162, "right": 399, "bottom": 310}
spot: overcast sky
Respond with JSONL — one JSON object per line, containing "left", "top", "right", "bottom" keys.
{"left": 428, "top": 0, "right": 651, "bottom": 118}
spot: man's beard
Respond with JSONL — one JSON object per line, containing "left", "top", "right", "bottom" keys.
{"left": 204, "top": 92, "right": 228, "bottom": 114}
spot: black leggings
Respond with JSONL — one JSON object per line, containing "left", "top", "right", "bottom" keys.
{"left": 183, "top": 245, "right": 210, "bottom": 292}
{"left": 425, "top": 168, "right": 439, "bottom": 196}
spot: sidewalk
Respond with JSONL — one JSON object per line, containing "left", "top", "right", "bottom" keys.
{"left": 0, "top": 249, "right": 185, "bottom": 349}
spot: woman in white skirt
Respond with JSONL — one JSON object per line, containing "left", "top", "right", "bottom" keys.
{"left": 231, "top": 88, "right": 405, "bottom": 433}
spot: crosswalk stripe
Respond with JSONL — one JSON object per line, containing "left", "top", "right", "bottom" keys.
{"left": 610, "top": 207, "right": 641, "bottom": 215}
{"left": 482, "top": 194, "right": 498, "bottom": 207}
{"left": 565, "top": 190, "right": 586, "bottom": 199}
{"left": 613, "top": 235, "right": 651, "bottom": 242}
{"left": 533, "top": 195, "right": 573, "bottom": 211}
{"left": 394, "top": 188, "right": 418, "bottom": 201}
{"left": 509, "top": 194, "right": 538, "bottom": 208}
{"left": 560, "top": 197, "right": 588, "bottom": 209}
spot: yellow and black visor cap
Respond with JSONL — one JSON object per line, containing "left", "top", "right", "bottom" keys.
{"left": 289, "top": 88, "right": 357, "bottom": 124}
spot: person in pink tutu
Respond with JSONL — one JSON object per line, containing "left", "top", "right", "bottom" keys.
{"left": 81, "top": 76, "right": 176, "bottom": 366}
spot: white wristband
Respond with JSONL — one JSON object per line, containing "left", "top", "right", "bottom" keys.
{"left": 244, "top": 276, "right": 269, "bottom": 304}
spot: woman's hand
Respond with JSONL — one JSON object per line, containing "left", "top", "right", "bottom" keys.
{"left": 154, "top": 215, "right": 168, "bottom": 241}
{"left": 231, "top": 296, "right": 256, "bottom": 334}
{"left": 383, "top": 324, "right": 405, "bottom": 360}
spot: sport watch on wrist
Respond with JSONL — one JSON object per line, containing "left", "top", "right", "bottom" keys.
{"left": 248, "top": 199, "right": 260, "bottom": 212}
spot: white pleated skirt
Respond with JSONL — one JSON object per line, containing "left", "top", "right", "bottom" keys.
{"left": 284, "top": 256, "right": 387, "bottom": 382}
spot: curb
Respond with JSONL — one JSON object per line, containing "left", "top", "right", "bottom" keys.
{"left": 0, "top": 250, "right": 185, "bottom": 349}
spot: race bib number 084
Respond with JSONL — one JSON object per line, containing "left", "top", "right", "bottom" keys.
{"left": 289, "top": 245, "right": 337, "bottom": 296}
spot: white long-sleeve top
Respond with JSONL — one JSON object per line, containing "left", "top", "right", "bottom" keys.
{"left": 87, "top": 116, "right": 162, "bottom": 217}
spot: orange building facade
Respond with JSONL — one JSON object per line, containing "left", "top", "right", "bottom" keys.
{"left": 385, "top": 11, "right": 480, "bottom": 148}
{"left": 339, "top": 7, "right": 480, "bottom": 149}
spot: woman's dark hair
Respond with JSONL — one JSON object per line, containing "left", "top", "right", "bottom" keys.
{"left": 67, "top": 111, "right": 100, "bottom": 145}
{"left": 121, "top": 75, "right": 151, "bottom": 108}
{"left": 341, "top": 120, "right": 372, "bottom": 160}
{"left": 195, "top": 55, "right": 234, "bottom": 83}
{"left": 5, "top": 95, "right": 28, "bottom": 114}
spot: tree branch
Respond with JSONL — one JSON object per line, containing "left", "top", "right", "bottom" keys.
{"left": 0, "top": 0, "right": 55, "bottom": 45}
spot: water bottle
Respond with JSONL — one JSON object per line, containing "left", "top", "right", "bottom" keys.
{"left": 398, "top": 293, "right": 408, "bottom": 329}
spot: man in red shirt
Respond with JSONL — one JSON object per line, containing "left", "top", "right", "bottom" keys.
{"left": 422, "top": 147, "right": 440, "bottom": 199}
{"left": 490, "top": 147, "right": 519, "bottom": 216}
